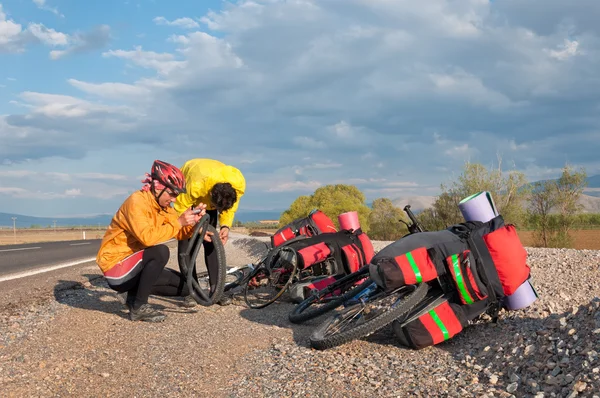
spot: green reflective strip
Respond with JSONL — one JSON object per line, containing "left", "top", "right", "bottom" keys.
{"left": 429, "top": 309, "right": 450, "bottom": 341}
{"left": 405, "top": 252, "right": 422, "bottom": 283}
{"left": 450, "top": 254, "right": 473, "bottom": 305}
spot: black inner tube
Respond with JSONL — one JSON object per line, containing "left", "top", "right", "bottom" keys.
{"left": 178, "top": 214, "right": 214, "bottom": 305}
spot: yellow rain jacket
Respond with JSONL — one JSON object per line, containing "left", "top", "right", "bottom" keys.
{"left": 96, "top": 190, "right": 194, "bottom": 273}
{"left": 173, "top": 158, "right": 246, "bottom": 228}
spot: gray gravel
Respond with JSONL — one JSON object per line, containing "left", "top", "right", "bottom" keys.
{"left": 1, "top": 235, "right": 599, "bottom": 397}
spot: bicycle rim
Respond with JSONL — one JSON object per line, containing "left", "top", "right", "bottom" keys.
{"left": 244, "top": 253, "right": 299, "bottom": 309}
{"left": 309, "top": 283, "right": 429, "bottom": 350}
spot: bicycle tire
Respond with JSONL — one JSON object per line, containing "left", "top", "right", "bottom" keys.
{"left": 196, "top": 267, "right": 245, "bottom": 292}
{"left": 243, "top": 249, "right": 299, "bottom": 309}
{"left": 309, "top": 282, "right": 429, "bottom": 350}
{"left": 288, "top": 269, "right": 370, "bottom": 324}
{"left": 188, "top": 224, "right": 227, "bottom": 306}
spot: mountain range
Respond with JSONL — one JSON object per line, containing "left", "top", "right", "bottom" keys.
{"left": 0, "top": 210, "right": 284, "bottom": 229}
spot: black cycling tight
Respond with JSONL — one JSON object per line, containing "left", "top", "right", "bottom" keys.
{"left": 113, "top": 245, "right": 189, "bottom": 310}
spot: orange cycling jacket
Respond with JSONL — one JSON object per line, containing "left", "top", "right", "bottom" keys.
{"left": 173, "top": 158, "right": 246, "bottom": 228}
{"left": 96, "top": 190, "right": 195, "bottom": 273}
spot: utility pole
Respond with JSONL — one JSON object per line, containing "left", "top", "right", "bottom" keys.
{"left": 11, "top": 217, "right": 16, "bottom": 244}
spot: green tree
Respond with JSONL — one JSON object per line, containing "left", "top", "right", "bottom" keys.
{"left": 368, "top": 198, "right": 407, "bottom": 240}
{"left": 553, "top": 165, "right": 587, "bottom": 247}
{"left": 430, "top": 159, "right": 529, "bottom": 229}
{"left": 527, "top": 164, "right": 587, "bottom": 248}
{"left": 279, "top": 195, "right": 313, "bottom": 226}
{"left": 279, "top": 185, "right": 372, "bottom": 232}
{"left": 528, "top": 180, "right": 558, "bottom": 247}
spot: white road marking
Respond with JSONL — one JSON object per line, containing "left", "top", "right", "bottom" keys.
{"left": 0, "top": 257, "right": 97, "bottom": 283}
{"left": 70, "top": 243, "right": 91, "bottom": 246}
{"left": 0, "top": 246, "right": 41, "bottom": 253}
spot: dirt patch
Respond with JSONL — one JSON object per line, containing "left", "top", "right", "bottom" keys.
{"left": 518, "top": 229, "right": 600, "bottom": 250}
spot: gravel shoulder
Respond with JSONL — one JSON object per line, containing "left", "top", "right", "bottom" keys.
{"left": 1, "top": 234, "right": 599, "bottom": 397}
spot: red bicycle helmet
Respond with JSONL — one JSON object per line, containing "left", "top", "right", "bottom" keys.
{"left": 151, "top": 160, "right": 187, "bottom": 195}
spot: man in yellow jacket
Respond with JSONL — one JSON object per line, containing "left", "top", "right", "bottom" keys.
{"left": 174, "top": 158, "right": 246, "bottom": 306}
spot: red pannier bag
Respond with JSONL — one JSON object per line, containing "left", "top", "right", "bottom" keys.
{"left": 482, "top": 224, "right": 530, "bottom": 296}
{"left": 271, "top": 209, "right": 337, "bottom": 248}
{"left": 393, "top": 295, "right": 467, "bottom": 350}
{"left": 289, "top": 229, "right": 373, "bottom": 273}
{"left": 280, "top": 229, "right": 374, "bottom": 302}
{"left": 445, "top": 250, "right": 488, "bottom": 305}
{"left": 370, "top": 247, "right": 442, "bottom": 293}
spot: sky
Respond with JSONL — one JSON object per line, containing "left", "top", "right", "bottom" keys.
{"left": 1, "top": 0, "right": 599, "bottom": 218}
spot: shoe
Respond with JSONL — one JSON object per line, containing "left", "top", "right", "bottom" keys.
{"left": 216, "top": 295, "right": 233, "bottom": 306}
{"left": 181, "top": 295, "right": 197, "bottom": 308}
{"left": 129, "top": 304, "right": 166, "bottom": 322}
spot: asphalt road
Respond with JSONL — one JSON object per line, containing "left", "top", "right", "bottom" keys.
{"left": 0, "top": 239, "right": 101, "bottom": 278}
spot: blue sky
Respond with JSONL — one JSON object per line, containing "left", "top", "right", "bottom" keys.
{"left": 1, "top": 0, "right": 600, "bottom": 218}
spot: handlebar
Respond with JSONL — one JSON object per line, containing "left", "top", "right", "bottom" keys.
{"left": 402, "top": 205, "right": 426, "bottom": 234}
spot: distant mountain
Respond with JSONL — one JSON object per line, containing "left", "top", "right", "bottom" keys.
{"left": 0, "top": 212, "right": 114, "bottom": 229}
{"left": 0, "top": 209, "right": 283, "bottom": 229}
{"left": 390, "top": 196, "right": 436, "bottom": 213}
{"left": 524, "top": 174, "right": 600, "bottom": 197}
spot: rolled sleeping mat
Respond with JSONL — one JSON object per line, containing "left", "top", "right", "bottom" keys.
{"left": 458, "top": 191, "right": 538, "bottom": 310}
{"left": 338, "top": 211, "right": 360, "bottom": 231}
{"left": 458, "top": 191, "right": 499, "bottom": 223}
{"left": 504, "top": 279, "right": 539, "bottom": 310}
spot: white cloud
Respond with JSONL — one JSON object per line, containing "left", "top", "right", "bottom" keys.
{"left": 16, "top": 91, "right": 131, "bottom": 118}
{"left": 267, "top": 180, "right": 322, "bottom": 192}
{"left": 102, "top": 46, "right": 184, "bottom": 75}
{"left": 1, "top": 4, "right": 105, "bottom": 56}
{"left": 546, "top": 39, "right": 582, "bottom": 60}
{"left": 49, "top": 25, "right": 110, "bottom": 59}
{"left": 153, "top": 16, "right": 200, "bottom": 29}
{"left": 2, "top": 0, "right": 600, "bottom": 216}
{"left": 0, "top": 187, "right": 27, "bottom": 194}
{"left": 0, "top": 4, "right": 26, "bottom": 51}
{"left": 327, "top": 121, "right": 374, "bottom": 147}
{"left": 292, "top": 136, "right": 327, "bottom": 150}
{"left": 68, "top": 79, "right": 153, "bottom": 101}
{"left": 27, "top": 23, "right": 68, "bottom": 46}
{"left": 32, "top": 0, "right": 63, "bottom": 18}
{"left": 304, "top": 162, "right": 342, "bottom": 169}
{"left": 64, "top": 188, "right": 82, "bottom": 196}
{"left": 444, "top": 143, "right": 476, "bottom": 158}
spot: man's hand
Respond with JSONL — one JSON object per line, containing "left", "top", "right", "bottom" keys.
{"left": 202, "top": 229, "right": 214, "bottom": 242}
{"left": 192, "top": 203, "right": 207, "bottom": 215}
{"left": 178, "top": 207, "right": 202, "bottom": 227}
{"left": 219, "top": 226, "right": 230, "bottom": 245}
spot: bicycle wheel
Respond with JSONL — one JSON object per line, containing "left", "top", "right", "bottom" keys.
{"left": 244, "top": 247, "right": 299, "bottom": 309}
{"left": 185, "top": 224, "right": 227, "bottom": 306}
{"left": 196, "top": 266, "right": 246, "bottom": 293}
{"left": 309, "top": 282, "right": 429, "bottom": 350}
{"left": 288, "top": 268, "right": 370, "bottom": 324}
